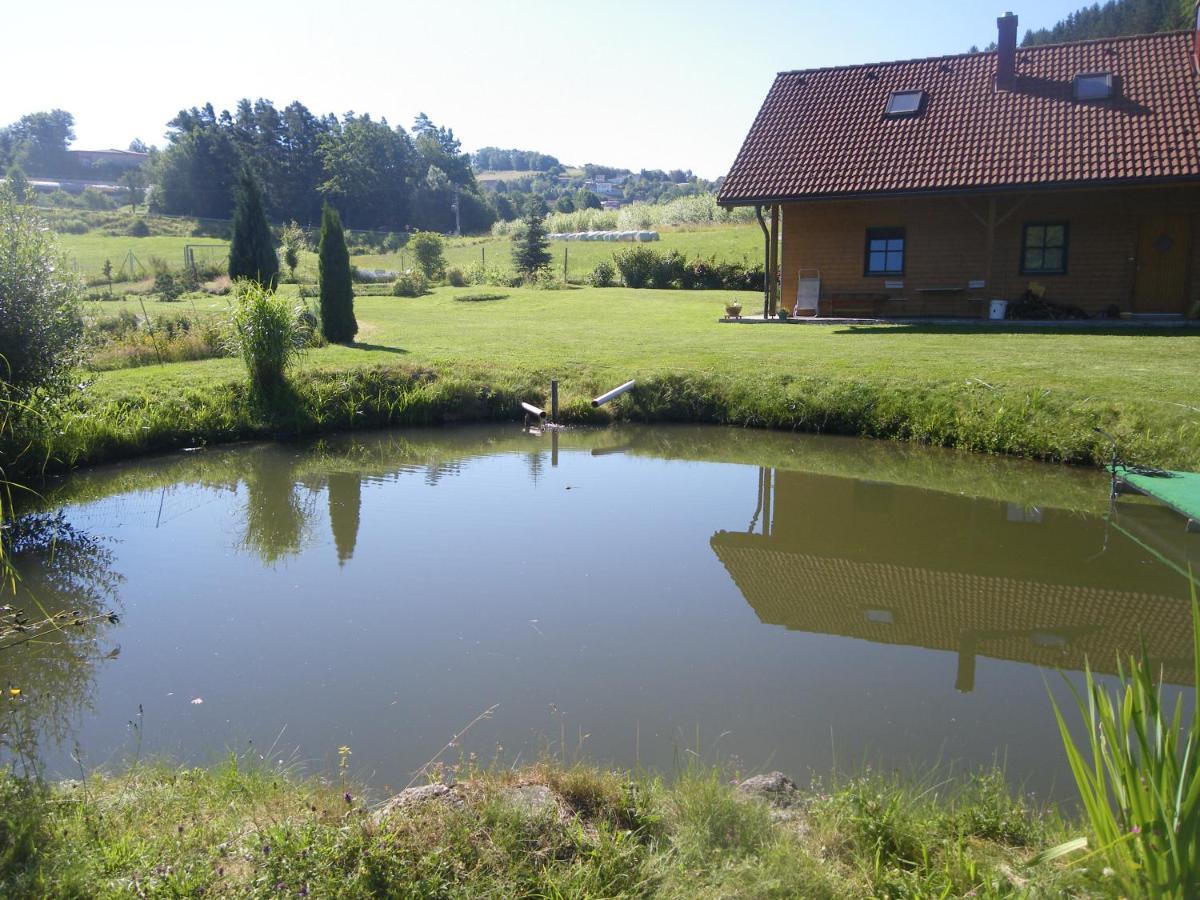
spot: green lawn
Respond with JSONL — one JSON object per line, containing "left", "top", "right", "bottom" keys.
{"left": 75, "top": 285, "right": 1200, "bottom": 469}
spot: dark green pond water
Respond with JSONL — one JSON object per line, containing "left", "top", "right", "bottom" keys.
{"left": 4, "top": 425, "right": 1197, "bottom": 797}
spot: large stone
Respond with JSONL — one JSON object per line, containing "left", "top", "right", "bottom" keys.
{"left": 736, "top": 772, "right": 799, "bottom": 806}
{"left": 499, "top": 783, "right": 569, "bottom": 822}
{"left": 372, "top": 782, "right": 465, "bottom": 823}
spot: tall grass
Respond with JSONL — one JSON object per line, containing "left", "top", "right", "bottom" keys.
{"left": 492, "top": 195, "right": 759, "bottom": 236}
{"left": 228, "top": 281, "right": 308, "bottom": 395}
{"left": 1045, "top": 583, "right": 1200, "bottom": 897}
{"left": 616, "top": 194, "right": 758, "bottom": 231}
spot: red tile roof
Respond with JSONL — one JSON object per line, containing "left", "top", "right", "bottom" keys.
{"left": 718, "top": 32, "right": 1200, "bottom": 204}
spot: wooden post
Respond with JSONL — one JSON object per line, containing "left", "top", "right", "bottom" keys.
{"left": 563, "top": 246, "right": 568, "bottom": 282}
{"left": 550, "top": 379, "right": 559, "bottom": 423}
{"left": 482, "top": 246, "right": 486, "bottom": 268}
{"left": 769, "top": 205, "right": 781, "bottom": 315}
{"left": 984, "top": 196, "right": 997, "bottom": 298}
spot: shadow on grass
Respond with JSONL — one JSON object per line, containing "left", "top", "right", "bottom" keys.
{"left": 833, "top": 323, "right": 1200, "bottom": 337}
{"left": 349, "top": 342, "right": 408, "bottom": 355}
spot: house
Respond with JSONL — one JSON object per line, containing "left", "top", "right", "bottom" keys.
{"left": 710, "top": 467, "right": 1198, "bottom": 691}
{"left": 584, "top": 178, "right": 621, "bottom": 196}
{"left": 68, "top": 148, "right": 148, "bottom": 174}
{"left": 718, "top": 13, "right": 1200, "bottom": 319}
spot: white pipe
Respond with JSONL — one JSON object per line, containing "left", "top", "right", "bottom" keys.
{"left": 521, "top": 401, "right": 547, "bottom": 419}
{"left": 591, "top": 380, "right": 636, "bottom": 408}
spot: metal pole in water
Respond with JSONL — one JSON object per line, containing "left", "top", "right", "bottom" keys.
{"left": 551, "top": 379, "right": 559, "bottom": 423}
{"left": 591, "top": 380, "right": 636, "bottom": 408}
{"left": 521, "top": 401, "right": 547, "bottom": 419}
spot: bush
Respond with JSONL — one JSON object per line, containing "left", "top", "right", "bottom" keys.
{"left": 279, "top": 220, "right": 307, "bottom": 279}
{"left": 0, "top": 187, "right": 84, "bottom": 402}
{"left": 384, "top": 232, "right": 408, "bottom": 252}
{"left": 446, "top": 266, "right": 467, "bottom": 287}
{"left": 128, "top": 219, "right": 151, "bottom": 237}
{"left": 79, "top": 187, "right": 115, "bottom": 211}
{"left": 391, "top": 270, "right": 428, "bottom": 297}
{"left": 55, "top": 217, "right": 89, "bottom": 235}
{"left": 229, "top": 281, "right": 306, "bottom": 395}
{"left": 588, "top": 260, "right": 617, "bottom": 287}
{"left": 153, "top": 272, "right": 182, "bottom": 301}
{"left": 611, "top": 248, "right": 764, "bottom": 292}
{"left": 523, "top": 269, "right": 569, "bottom": 290}
{"left": 613, "top": 245, "right": 659, "bottom": 288}
{"left": 650, "top": 250, "right": 687, "bottom": 288}
{"left": 465, "top": 263, "right": 513, "bottom": 287}
{"left": 409, "top": 231, "right": 446, "bottom": 281}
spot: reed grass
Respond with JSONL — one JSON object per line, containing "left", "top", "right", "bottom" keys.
{"left": 1044, "top": 582, "right": 1200, "bottom": 897}
{"left": 228, "top": 282, "right": 308, "bottom": 396}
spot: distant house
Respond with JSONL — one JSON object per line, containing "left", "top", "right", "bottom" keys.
{"left": 718, "top": 13, "right": 1200, "bottom": 318}
{"left": 69, "top": 148, "right": 148, "bottom": 174}
{"left": 585, "top": 178, "right": 621, "bottom": 196}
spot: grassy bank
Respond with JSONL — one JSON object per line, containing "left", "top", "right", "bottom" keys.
{"left": 31, "top": 285, "right": 1200, "bottom": 478}
{"left": 0, "top": 759, "right": 1093, "bottom": 897}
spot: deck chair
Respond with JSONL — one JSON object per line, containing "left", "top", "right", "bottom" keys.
{"left": 795, "top": 269, "right": 820, "bottom": 317}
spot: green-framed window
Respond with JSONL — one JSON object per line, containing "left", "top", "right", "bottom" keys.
{"left": 1021, "top": 223, "right": 1068, "bottom": 275}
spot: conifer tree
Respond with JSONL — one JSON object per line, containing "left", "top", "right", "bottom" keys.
{"left": 512, "top": 196, "right": 552, "bottom": 277}
{"left": 318, "top": 203, "right": 357, "bottom": 343}
{"left": 228, "top": 168, "right": 279, "bottom": 289}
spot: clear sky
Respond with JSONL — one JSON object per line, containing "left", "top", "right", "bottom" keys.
{"left": 3, "top": 0, "right": 1089, "bottom": 179}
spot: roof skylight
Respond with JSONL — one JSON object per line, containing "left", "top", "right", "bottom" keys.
{"left": 884, "top": 90, "right": 926, "bottom": 118}
{"left": 1073, "top": 72, "right": 1114, "bottom": 101}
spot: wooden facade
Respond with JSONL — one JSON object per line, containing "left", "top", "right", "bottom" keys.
{"left": 777, "top": 185, "right": 1200, "bottom": 318}
{"left": 710, "top": 468, "right": 1199, "bottom": 689}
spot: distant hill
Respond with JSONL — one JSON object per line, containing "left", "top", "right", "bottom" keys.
{"left": 1021, "top": 0, "right": 1191, "bottom": 46}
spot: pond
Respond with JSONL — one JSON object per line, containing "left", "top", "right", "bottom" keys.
{"left": 3, "top": 424, "right": 1197, "bottom": 797}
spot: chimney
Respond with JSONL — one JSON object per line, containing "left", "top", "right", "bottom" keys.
{"left": 996, "top": 12, "right": 1018, "bottom": 90}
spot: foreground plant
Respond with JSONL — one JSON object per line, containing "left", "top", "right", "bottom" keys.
{"left": 229, "top": 282, "right": 307, "bottom": 396}
{"left": 1045, "top": 583, "right": 1200, "bottom": 898}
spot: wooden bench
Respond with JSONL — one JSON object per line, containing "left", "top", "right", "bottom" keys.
{"left": 818, "top": 292, "right": 892, "bottom": 317}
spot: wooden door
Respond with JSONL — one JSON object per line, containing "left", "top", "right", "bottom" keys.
{"left": 1134, "top": 215, "right": 1191, "bottom": 313}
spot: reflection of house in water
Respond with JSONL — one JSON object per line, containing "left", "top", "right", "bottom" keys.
{"left": 712, "top": 469, "right": 1198, "bottom": 690}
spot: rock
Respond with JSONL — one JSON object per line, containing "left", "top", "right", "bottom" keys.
{"left": 372, "top": 782, "right": 465, "bottom": 824}
{"left": 498, "top": 783, "right": 576, "bottom": 825}
{"left": 736, "top": 772, "right": 799, "bottom": 806}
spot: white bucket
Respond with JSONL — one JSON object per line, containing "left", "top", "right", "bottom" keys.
{"left": 988, "top": 299, "right": 1008, "bottom": 320}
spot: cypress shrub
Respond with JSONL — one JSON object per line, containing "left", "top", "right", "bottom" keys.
{"left": 228, "top": 169, "right": 279, "bottom": 289}
{"left": 318, "top": 204, "right": 357, "bottom": 343}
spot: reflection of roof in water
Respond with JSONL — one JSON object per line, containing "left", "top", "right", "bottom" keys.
{"left": 711, "top": 532, "right": 1196, "bottom": 687}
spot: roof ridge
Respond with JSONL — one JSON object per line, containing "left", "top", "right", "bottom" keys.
{"left": 775, "top": 29, "right": 1190, "bottom": 78}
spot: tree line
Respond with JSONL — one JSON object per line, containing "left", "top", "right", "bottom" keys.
{"left": 151, "top": 101, "right": 494, "bottom": 232}
{"left": 471, "top": 147, "right": 560, "bottom": 172}
{"left": 0, "top": 102, "right": 498, "bottom": 234}
{"left": 1020, "top": 0, "right": 1191, "bottom": 46}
